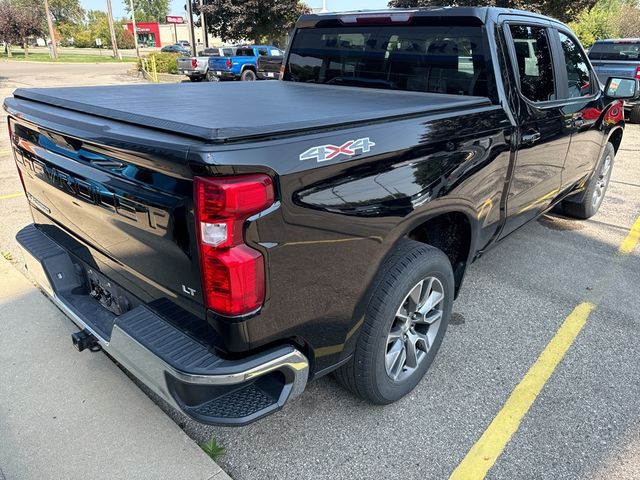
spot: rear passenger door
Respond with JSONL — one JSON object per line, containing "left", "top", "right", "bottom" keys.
{"left": 499, "top": 21, "right": 571, "bottom": 239}
{"left": 552, "top": 29, "right": 604, "bottom": 189}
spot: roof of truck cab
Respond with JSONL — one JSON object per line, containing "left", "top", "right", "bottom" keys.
{"left": 12, "top": 82, "right": 491, "bottom": 143}
{"left": 296, "top": 6, "right": 568, "bottom": 28}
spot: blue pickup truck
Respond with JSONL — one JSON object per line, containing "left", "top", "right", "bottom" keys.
{"left": 209, "top": 45, "right": 284, "bottom": 81}
{"left": 589, "top": 38, "right": 640, "bottom": 123}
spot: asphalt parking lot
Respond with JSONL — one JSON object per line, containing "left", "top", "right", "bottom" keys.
{"left": 1, "top": 62, "right": 639, "bottom": 480}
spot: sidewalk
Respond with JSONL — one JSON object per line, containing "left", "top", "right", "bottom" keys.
{"left": 0, "top": 257, "right": 230, "bottom": 480}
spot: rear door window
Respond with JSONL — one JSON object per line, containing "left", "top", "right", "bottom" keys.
{"left": 285, "top": 25, "right": 488, "bottom": 96}
{"left": 508, "top": 25, "right": 556, "bottom": 102}
{"left": 236, "top": 48, "right": 255, "bottom": 56}
{"left": 589, "top": 42, "right": 640, "bottom": 61}
{"left": 558, "top": 31, "right": 593, "bottom": 98}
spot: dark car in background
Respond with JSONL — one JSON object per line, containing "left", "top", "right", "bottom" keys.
{"left": 589, "top": 38, "right": 640, "bottom": 122}
{"left": 161, "top": 43, "right": 191, "bottom": 54}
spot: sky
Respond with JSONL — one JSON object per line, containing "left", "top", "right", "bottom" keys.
{"left": 80, "top": 0, "right": 391, "bottom": 21}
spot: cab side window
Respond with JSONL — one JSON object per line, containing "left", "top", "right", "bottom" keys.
{"left": 509, "top": 25, "right": 556, "bottom": 102}
{"left": 558, "top": 31, "right": 592, "bottom": 98}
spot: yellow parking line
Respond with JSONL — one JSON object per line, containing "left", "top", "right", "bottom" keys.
{"left": 619, "top": 216, "right": 640, "bottom": 255}
{"left": 450, "top": 302, "right": 595, "bottom": 480}
{"left": 0, "top": 192, "right": 23, "bottom": 201}
{"left": 451, "top": 215, "right": 640, "bottom": 479}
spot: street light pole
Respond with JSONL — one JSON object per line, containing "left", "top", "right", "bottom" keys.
{"left": 128, "top": 0, "right": 140, "bottom": 57}
{"left": 185, "top": 0, "right": 196, "bottom": 56}
{"left": 43, "top": 0, "right": 58, "bottom": 59}
{"left": 105, "top": 0, "right": 122, "bottom": 59}
{"left": 200, "top": 0, "right": 208, "bottom": 48}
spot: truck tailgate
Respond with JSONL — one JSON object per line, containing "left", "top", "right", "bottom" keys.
{"left": 591, "top": 60, "right": 639, "bottom": 83}
{"left": 177, "top": 57, "right": 198, "bottom": 72}
{"left": 6, "top": 110, "right": 205, "bottom": 315}
{"left": 209, "top": 57, "right": 230, "bottom": 72}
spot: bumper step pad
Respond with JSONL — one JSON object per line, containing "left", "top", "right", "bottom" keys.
{"left": 16, "top": 224, "right": 308, "bottom": 426}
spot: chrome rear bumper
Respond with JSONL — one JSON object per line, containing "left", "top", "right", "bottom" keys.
{"left": 17, "top": 224, "right": 308, "bottom": 426}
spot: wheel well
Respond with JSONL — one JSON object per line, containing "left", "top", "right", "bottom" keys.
{"left": 609, "top": 128, "right": 623, "bottom": 154}
{"left": 407, "top": 212, "right": 472, "bottom": 294}
{"left": 242, "top": 65, "right": 256, "bottom": 72}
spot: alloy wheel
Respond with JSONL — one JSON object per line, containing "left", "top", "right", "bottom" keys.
{"left": 385, "top": 277, "right": 445, "bottom": 382}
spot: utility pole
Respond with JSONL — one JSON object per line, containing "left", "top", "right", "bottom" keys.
{"left": 185, "top": 0, "right": 196, "bottom": 56}
{"left": 200, "top": 0, "right": 208, "bottom": 48}
{"left": 106, "top": 0, "right": 122, "bottom": 60}
{"left": 128, "top": 0, "right": 140, "bottom": 57}
{"left": 43, "top": 0, "right": 58, "bottom": 59}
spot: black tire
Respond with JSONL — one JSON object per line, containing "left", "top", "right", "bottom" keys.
{"left": 241, "top": 69, "right": 257, "bottom": 81}
{"left": 559, "top": 142, "right": 615, "bottom": 220}
{"left": 630, "top": 105, "right": 640, "bottom": 124}
{"left": 188, "top": 76, "right": 203, "bottom": 82}
{"left": 206, "top": 71, "right": 219, "bottom": 82}
{"left": 334, "top": 239, "right": 454, "bottom": 404}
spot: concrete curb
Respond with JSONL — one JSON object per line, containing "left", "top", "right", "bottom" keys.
{"left": 0, "top": 256, "right": 232, "bottom": 480}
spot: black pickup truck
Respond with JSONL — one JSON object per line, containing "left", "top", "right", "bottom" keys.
{"left": 4, "top": 8, "right": 639, "bottom": 426}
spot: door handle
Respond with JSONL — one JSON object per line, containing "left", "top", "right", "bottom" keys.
{"left": 573, "top": 117, "right": 586, "bottom": 128}
{"left": 521, "top": 131, "right": 541, "bottom": 145}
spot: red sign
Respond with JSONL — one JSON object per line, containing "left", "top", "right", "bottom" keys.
{"left": 165, "top": 15, "right": 184, "bottom": 24}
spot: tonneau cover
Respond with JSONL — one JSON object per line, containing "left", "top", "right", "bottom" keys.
{"left": 12, "top": 81, "right": 490, "bottom": 142}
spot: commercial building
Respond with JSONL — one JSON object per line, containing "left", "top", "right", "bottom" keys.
{"left": 125, "top": 21, "right": 225, "bottom": 48}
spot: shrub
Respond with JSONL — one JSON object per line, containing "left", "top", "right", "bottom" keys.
{"left": 138, "top": 52, "right": 181, "bottom": 74}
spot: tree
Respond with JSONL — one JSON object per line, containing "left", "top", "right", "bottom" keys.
{"left": 612, "top": 3, "right": 640, "bottom": 39}
{"left": 387, "top": 0, "right": 598, "bottom": 23}
{"left": 0, "top": 0, "right": 44, "bottom": 56}
{"left": 49, "top": 0, "right": 84, "bottom": 24}
{"left": 568, "top": 0, "right": 619, "bottom": 48}
{"left": 198, "top": 0, "right": 309, "bottom": 44}
{"left": 72, "top": 10, "right": 134, "bottom": 49}
{"left": 124, "top": 0, "right": 170, "bottom": 23}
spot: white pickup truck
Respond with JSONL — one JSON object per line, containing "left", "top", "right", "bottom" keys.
{"left": 177, "top": 47, "right": 236, "bottom": 82}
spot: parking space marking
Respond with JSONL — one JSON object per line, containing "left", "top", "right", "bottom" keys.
{"left": 450, "top": 302, "right": 594, "bottom": 480}
{"left": 0, "top": 192, "right": 23, "bottom": 201}
{"left": 451, "top": 215, "right": 640, "bottom": 479}
{"left": 619, "top": 216, "right": 640, "bottom": 255}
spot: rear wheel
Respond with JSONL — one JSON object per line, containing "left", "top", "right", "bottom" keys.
{"left": 241, "top": 69, "right": 257, "bottom": 81}
{"left": 559, "top": 142, "right": 615, "bottom": 219}
{"left": 334, "top": 239, "right": 454, "bottom": 404}
{"left": 206, "top": 71, "right": 219, "bottom": 82}
{"left": 630, "top": 105, "right": 640, "bottom": 124}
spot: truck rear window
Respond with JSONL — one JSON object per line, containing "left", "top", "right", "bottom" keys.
{"left": 589, "top": 42, "right": 640, "bottom": 61}
{"left": 284, "top": 25, "right": 488, "bottom": 96}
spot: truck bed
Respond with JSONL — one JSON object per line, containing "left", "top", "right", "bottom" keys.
{"left": 12, "top": 82, "right": 491, "bottom": 143}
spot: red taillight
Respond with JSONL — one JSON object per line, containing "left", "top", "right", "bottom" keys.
{"left": 635, "top": 66, "right": 640, "bottom": 80}
{"left": 191, "top": 58, "right": 198, "bottom": 68}
{"left": 226, "top": 59, "right": 232, "bottom": 69}
{"left": 194, "top": 174, "right": 274, "bottom": 316}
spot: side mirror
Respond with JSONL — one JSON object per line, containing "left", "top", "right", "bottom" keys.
{"left": 604, "top": 77, "right": 640, "bottom": 100}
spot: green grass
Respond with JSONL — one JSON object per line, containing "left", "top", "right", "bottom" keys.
{"left": 201, "top": 436, "right": 225, "bottom": 461}
{"left": 1, "top": 52, "right": 137, "bottom": 63}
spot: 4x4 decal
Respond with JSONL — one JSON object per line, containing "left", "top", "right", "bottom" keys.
{"left": 299, "top": 137, "right": 376, "bottom": 162}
